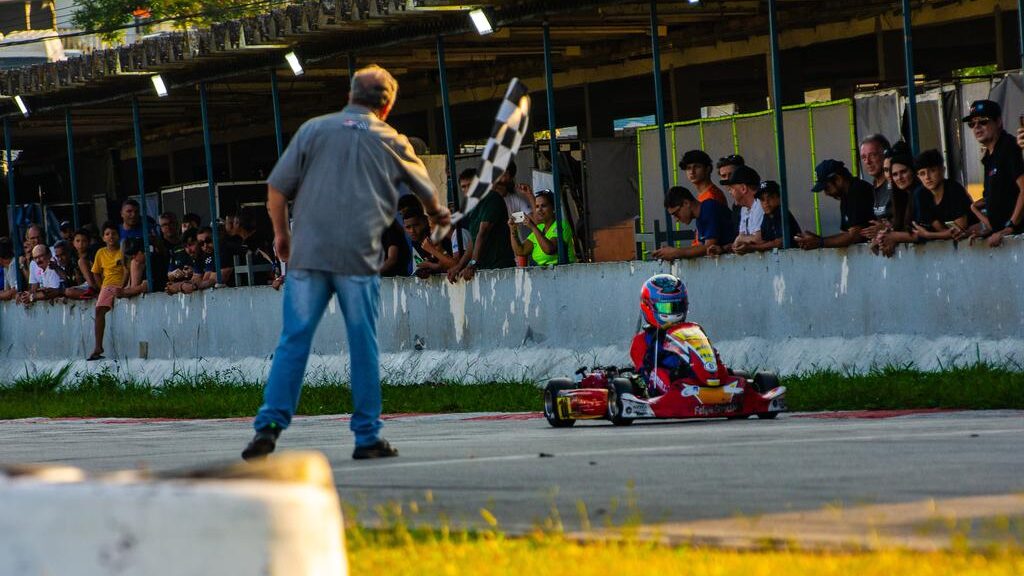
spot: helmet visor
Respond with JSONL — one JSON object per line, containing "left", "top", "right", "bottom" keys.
{"left": 654, "top": 301, "right": 685, "bottom": 315}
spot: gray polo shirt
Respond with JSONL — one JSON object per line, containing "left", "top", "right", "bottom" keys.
{"left": 268, "top": 105, "right": 437, "bottom": 275}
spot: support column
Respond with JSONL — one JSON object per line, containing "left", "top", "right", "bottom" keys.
{"left": 543, "top": 20, "right": 568, "bottom": 265}
{"left": 4, "top": 118, "right": 23, "bottom": 290}
{"left": 768, "top": 0, "right": 791, "bottom": 249}
{"left": 901, "top": 0, "right": 920, "bottom": 155}
{"left": 130, "top": 97, "right": 154, "bottom": 293}
{"left": 996, "top": 6, "right": 1006, "bottom": 72}
{"left": 875, "top": 16, "right": 887, "bottom": 82}
{"left": 649, "top": 0, "right": 673, "bottom": 244}
{"left": 65, "top": 109, "right": 80, "bottom": 231}
{"left": 270, "top": 71, "right": 284, "bottom": 158}
{"left": 199, "top": 83, "right": 223, "bottom": 285}
{"left": 437, "top": 36, "right": 458, "bottom": 209}
{"left": 1018, "top": 0, "right": 1024, "bottom": 70}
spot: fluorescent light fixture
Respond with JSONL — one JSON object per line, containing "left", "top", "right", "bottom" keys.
{"left": 13, "top": 95, "right": 28, "bottom": 117}
{"left": 469, "top": 9, "right": 493, "bottom": 35}
{"left": 688, "top": 0, "right": 700, "bottom": 3}
{"left": 285, "top": 51, "right": 304, "bottom": 76}
{"left": 151, "top": 74, "right": 168, "bottom": 97}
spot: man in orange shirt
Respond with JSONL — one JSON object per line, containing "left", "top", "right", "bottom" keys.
{"left": 679, "top": 150, "right": 728, "bottom": 206}
{"left": 679, "top": 150, "right": 728, "bottom": 246}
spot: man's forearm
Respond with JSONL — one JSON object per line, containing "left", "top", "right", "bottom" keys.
{"left": 823, "top": 229, "right": 861, "bottom": 248}
{"left": 473, "top": 224, "right": 492, "bottom": 262}
{"left": 267, "top": 186, "right": 290, "bottom": 237}
{"left": 1009, "top": 182, "right": 1024, "bottom": 229}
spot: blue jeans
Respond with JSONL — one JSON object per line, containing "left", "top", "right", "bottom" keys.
{"left": 254, "top": 269, "right": 382, "bottom": 448}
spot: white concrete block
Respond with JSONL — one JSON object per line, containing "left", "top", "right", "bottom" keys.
{"left": 0, "top": 452, "right": 346, "bottom": 576}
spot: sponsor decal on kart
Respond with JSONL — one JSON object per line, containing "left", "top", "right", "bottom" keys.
{"left": 694, "top": 402, "right": 742, "bottom": 416}
{"left": 762, "top": 385, "right": 787, "bottom": 400}
{"left": 666, "top": 325, "right": 718, "bottom": 373}
{"left": 681, "top": 385, "right": 701, "bottom": 398}
{"left": 620, "top": 395, "right": 655, "bottom": 418}
{"left": 695, "top": 386, "right": 736, "bottom": 405}
{"left": 556, "top": 396, "right": 573, "bottom": 420}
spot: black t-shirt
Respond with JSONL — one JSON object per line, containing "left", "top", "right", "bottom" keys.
{"left": 916, "top": 179, "right": 974, "bottom": 227}
{"left": 761, "top": 207, "right": 801, "bottom": 242}
{"left": 981, "top": 130, "right": 1024, "bottom": 231}
{"left": 839, "top": 178, "right": 875, "bottom": 231}
{"left": 873, "top": 181, "right": 893, "bottom": 221}
{"left": 380, "top": 219, "right": 413, "bottom": 277}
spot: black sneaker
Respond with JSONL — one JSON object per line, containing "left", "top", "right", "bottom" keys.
{"left": 241, "top": 425, "right": 282, "bottom": 461}
{"left": 352, "top": 439, "right": 398, "bottom": 460}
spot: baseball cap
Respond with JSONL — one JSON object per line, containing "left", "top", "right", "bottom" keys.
{"left": 720, "top": 164, "right": 761, "bottom": 187}
{"left": 59, "top": 220, "right": 73, "bottom": 231}
{"left": 811, "top": 159, "right": 846, "bottom": 192}
{"left": 962, "top": 99, "right": 1001, "bottom": 123}
{"left": 679, "top": 149, "right": 712, "bottom": 169}
{"left": 754, "top": 180, "right": 781, "bottom": 199}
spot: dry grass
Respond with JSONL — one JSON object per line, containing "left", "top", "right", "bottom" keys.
{"left": 346, "top": 525, "right": 1023, "bottom": 576}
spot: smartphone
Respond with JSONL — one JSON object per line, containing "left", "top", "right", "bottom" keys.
{"left": 944, "top": 220, "right": 960, "bottom": 230}
{"left": 511, "top": 211, "right": 526, "bottom": 224}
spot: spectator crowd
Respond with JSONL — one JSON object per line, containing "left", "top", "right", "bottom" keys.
{"left": 651, "top": 98, "right": 1024, "bottom": 262}
{"left": 1, "top": 98, "right": 1022, "bottom": 358}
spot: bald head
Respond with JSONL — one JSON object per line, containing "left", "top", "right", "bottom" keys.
{"left": 349, "top": 65, "right": 398, "bottom": 118}
{"left": 31, "top": 244, "right": 48, "bottom": 259}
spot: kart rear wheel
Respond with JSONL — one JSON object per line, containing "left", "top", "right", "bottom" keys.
{"left": 606, "top": 379, "right": 635, "bottom": 426}
{"left": 752, "top": 372, "right": 781, "bottom": 394}
{"left": 544, "top": 379, "right": 577, "bottom": 428}
{"left": 730, "top": 369, "right": 751, "bottom": 381}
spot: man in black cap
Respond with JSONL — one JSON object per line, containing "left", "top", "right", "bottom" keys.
{"left": 57, "top": 220, "right": 74, "bottom": 245}
{"left": 796, "top": 159, "right": 874, "bottom": 249}
{"left": 679, "top": 149, "right": 728, "bottom": 207}
{"left": 714, "top": 164, "right": 764, "bottom": 255}
{"left": 964, "top": 99, "right": 1024, "bottom": 247}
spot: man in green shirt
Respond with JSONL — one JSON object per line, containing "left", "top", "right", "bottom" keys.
{"left": 448, "top": 168, "right": 517, "bottom": 281}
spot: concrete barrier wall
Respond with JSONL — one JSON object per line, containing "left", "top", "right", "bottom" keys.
{"left": 2, "top": 238, "right": 1022, "bottom": 385}
{"left": 0, "top": 452, "right": 347, "bottom": 575}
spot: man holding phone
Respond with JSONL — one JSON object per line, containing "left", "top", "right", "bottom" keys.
{"left": 964, "top": 99, "right": 1024, "bottom": 247}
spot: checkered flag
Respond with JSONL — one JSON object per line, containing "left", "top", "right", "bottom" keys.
{"left": 431, "top": 78, "right": 531, "bottom": 243}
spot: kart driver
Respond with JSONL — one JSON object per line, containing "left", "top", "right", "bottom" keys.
{"left": 630, "top": 274, "right": 693, "bottom": 397}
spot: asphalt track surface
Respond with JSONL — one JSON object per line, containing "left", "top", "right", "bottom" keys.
{"left": 1, "top": 410, "right": 1022, "bottom": 542}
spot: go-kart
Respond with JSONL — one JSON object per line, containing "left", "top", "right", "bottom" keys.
{"left": 543, "top": 322, "right": 786, "bottom": 427}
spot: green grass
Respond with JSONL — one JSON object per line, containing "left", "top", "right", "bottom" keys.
{"left": 0, "top": 363, "right": 1021, "bottom": 419}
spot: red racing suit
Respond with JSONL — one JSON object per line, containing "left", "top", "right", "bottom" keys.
{"left": 629, "top": 322, "right": 726, "bottom": 397}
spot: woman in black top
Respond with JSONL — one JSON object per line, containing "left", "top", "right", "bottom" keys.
{"left": 911, "top": 149, "right": 975, "bottom": 241}
{"left": 873, "top": 143, "right": 920, "bottom": 256}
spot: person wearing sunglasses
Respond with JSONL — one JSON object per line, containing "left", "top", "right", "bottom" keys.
{"left": 964, "top": 99, "right": 1024, "bottom": 247}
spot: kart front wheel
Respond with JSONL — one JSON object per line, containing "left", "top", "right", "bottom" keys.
{"left": 544, "top": 379, "right": 577, "bottom": 428}
{"left": 606, "top": 379, "right": 635, "bottom": 426}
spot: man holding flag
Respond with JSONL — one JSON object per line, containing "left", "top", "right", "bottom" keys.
{"left": 242, "top": 65, "right": 449, "bottom": 461}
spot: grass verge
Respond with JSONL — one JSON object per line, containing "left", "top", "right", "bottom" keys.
{"left": 344, "top": 526, "right": 1024, "bottom": 576}
{"left": 0, "top": 363, "right": 1021, "bottom": 419}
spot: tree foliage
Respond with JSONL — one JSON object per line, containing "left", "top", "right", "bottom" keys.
{"left": 71, "top": 0, "right": 275, "bottom": 43}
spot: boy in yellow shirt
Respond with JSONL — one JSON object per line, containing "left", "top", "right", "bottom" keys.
{"left": 88, "top": 222, "right": 127, "bottom": 361}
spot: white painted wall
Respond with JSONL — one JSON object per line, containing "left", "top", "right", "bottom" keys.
{"left": 1, "top": 239, "right": 1022, "bottom": 384}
